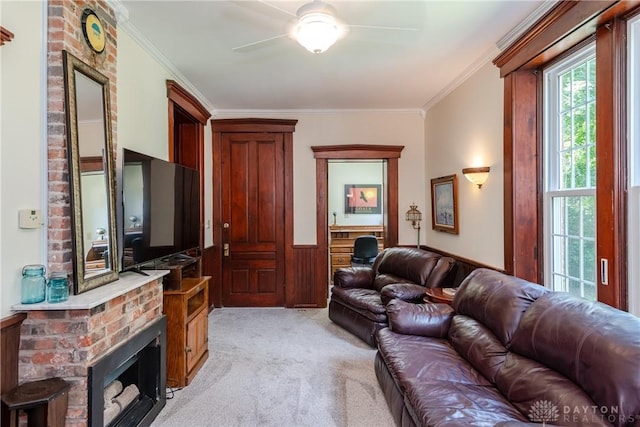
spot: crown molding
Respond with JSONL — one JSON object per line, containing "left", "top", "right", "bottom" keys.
{"left": 212, "top": 108, "right": 425, "bottom": 118}
{"left": 105, "top": 0, "right": 129, "bottom": 23}
{"left": 496, "top": 0, "right": 559, "bottom": 50}
{"left": 422, "top": 44, "right": 500, "bottom": 112}
{"left": 422, "top": 0, "right": 558, "bottom": 113}
{"left": 104, "top": 0, "right": 558, "bottom": 120}
{"left": 111, "top": 1, "right": 215, "bottom": 115}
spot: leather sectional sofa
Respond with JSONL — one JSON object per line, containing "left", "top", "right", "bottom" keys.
{"left": 375, "top": 268, "right": 640, "bottom": 427}
{"left": 329, "top": 247, "right": 456, "bottom": 347}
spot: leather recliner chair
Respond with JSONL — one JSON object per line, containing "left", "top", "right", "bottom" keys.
{"left": 329, "top": 247, "right": 457, "bottom": 346}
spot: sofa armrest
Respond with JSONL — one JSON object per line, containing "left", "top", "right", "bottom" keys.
{"left": 380, "top": 283, "right": 426, "bottom": 305}
{"left": 333, "top": 267, "right": 375, "bottom": 289}
{"left": 386, "top": 298, "right": 454, "bottom": 338}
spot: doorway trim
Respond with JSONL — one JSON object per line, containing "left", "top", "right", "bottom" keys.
{"left": 166, "top": 80, "right": 211, "bottom": 249}
{"left": 211, "top": 119, "right": 298, "bottom": 307}
{"left": 312, "top": 144, "right": 404, "bottom": 288}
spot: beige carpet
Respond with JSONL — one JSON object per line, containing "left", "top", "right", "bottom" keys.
{"left": 151, "top": 307, "right": 395, "bottom": 427}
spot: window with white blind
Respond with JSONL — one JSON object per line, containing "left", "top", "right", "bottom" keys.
{"left": 543, "top": 44, "right": 597, "bottom": 301}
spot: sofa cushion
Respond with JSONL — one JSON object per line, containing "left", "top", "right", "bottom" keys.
{"left": 372, "top": 273, "right": 415, "bottom": 293}
{"left": 330, "top": 287, "right": 386, "bottom": 321}
{"left": 376, "top": 328, "right": 491, "bottom": 394}
{"left": 386, "top": 298, "right": 454, "bottom": 338}
{"left": 380, "top": 282, "right": 427, "bottom": 305}
{"left": 495, "top": 352, "right": 608, "bottom": 427}
{"left": 510, "top": 292, "right": 640, "bottom": 426}
{"left": 404, "top": 379, "right": 528, "bottom": 427}
{"left": 453, "top": 268, "right": 548, "bottom": 346}
{"left": 449, "top": 315, "right": 508, "bottom": 383}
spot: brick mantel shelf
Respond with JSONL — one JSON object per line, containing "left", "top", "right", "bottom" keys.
{"left": 12, "top": 271, "right": 168, "bottom": 311}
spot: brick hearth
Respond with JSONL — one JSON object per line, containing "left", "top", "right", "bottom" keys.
{"left": 14, "top": 271, "right": 166, "bottom": 427}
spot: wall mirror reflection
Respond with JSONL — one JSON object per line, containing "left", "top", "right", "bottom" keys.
{"left": 63, "top": 50, "right": 118, "bottom": 293}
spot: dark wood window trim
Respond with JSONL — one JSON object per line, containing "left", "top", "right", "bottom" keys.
{"left": 312, "top": 144, "right": 404, "bottom": 286}
{"left": 494, "top": 1, "right": 640, "bottom": 310}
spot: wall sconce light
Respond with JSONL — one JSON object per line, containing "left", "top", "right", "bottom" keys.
{"left": 462, "top": 166, "right": 491, "bottom": 189}
{"left": 405, "top": 203, "right": 422, "bottom": 248}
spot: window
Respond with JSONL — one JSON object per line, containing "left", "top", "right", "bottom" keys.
{"left": 544, "top": 45, "right": 597, "bottom": 300}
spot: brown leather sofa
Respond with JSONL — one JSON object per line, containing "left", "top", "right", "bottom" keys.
{"left": 329, "top": 247, "right": 456, "bottom": 347}
{"left": 375, "top": 268, "right": 640, "bottom": 427}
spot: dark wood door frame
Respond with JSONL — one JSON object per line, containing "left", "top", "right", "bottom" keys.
{"left": 166, "top": 80, "right": 211, "bottom": 247}
{"left": 211, "top": 119, "right": 297, "bottom": 307}
{"left": 312, "top": 144, "right": 404, "bottom": 289}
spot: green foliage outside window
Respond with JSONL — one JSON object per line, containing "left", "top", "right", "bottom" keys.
{"left": 551, "top": 57, "right": 597, "bottom": 301}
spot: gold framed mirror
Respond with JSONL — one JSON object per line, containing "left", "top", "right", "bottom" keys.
{"left": 63, "top": 50, "right": 118, "bottom": 293}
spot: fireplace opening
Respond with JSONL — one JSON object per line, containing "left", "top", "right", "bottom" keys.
{"left": 89, "top": 316, "right": 166, "bottom": 427}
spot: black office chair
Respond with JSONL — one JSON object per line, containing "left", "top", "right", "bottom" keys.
{"left": 351, "top": 235, "right": 379, "bottom": 267}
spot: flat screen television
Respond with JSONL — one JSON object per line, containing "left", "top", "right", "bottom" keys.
{"left": 120, "top": 148, "right": 200, "bottom": 272}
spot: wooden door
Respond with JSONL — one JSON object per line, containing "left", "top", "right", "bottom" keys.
{"left": 221, "top": 132, "right": 285, "bottom": 306}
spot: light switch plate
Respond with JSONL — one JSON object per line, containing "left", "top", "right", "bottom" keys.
{"left": 19, "top": 209, "right": 42, "bottom": 229}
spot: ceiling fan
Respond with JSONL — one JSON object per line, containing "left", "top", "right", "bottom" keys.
{"left": 232, "top": 0, "right": 418, "bottom": 54}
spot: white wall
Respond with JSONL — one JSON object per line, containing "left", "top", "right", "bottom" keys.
{"left": 117, "top": 29, "right": 214, "bottom": 249}
{"left": 0, "top": 1, "right": 47, "bottom": 317}
{"left": 117, "top": 31, "right": 174, "bottom": 161}
{"left": 0, "top": 6, "right": 214, "bottom": 317}
{"left": 424, "top": 62, "right": 504, "bottom": 269}
{"left": 117, "top": 31, "right": 214, "bottom": 248}
{"left": 215, "top": 110, "right": 426, "bottom": 245}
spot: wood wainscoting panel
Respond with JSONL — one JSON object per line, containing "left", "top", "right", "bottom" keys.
{"left": 287, "top": 245, "right": 325, "bottom": 308}
{"left": 201, "top": 246, "right": 218, "bottom": 309}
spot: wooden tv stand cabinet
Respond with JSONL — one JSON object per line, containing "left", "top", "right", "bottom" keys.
{"left": 161, "top": 258, "right": 210, "bottom": 388}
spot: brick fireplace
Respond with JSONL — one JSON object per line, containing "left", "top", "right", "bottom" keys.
{"left": 15, "top": 271, "right": 167, "bottom": 427}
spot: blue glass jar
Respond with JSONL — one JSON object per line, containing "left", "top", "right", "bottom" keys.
{"left": 21, "top": 265, "right": 46, "bottom": 304}
{"left": 47, "top": 272, "right": 69, "bottom": 303}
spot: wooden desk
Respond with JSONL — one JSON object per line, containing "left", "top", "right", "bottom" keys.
{"left": 328, "top": 225, "right": 384, "bottom": 282}
{"left": 424, "top": 288, "right": 457, "bottom": 306}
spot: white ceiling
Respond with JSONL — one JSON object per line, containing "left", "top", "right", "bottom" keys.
{"left": 116, "top": 0, "right": 553, "bottom": 114}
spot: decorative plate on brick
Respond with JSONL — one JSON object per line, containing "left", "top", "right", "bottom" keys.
{"left": 81, "top": 9, "right": 105, "bottom": 53}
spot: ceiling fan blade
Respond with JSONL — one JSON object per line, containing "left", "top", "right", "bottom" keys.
{"left": 232, "top": 34, "right": 289, "bottom": 52}
{"left": 257, "top": 0, "right": 297, "bottom": 18}
{"left": 349, "top": 24, "right": 419, "bottom": 32}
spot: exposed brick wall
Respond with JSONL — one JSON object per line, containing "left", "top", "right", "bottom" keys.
{"left": 47, "top": 0, "right": 117, "bottom": 276}
{"left": 19, "top": 278, "right": 163, "bottom": 427}
{"left": 20, "top": 3, "right": 165, "bottom": 425}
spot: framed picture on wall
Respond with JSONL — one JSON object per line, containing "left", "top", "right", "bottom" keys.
{"left": 344, "top": 184, "right": 382, "bottom": 214}
{"left": 430, "top": 174, "right": 459, "bottom": 234}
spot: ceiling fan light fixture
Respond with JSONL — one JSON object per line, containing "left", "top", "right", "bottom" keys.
{"left": 294, "top": 12, "right": 343, "bottom": 54}
{"left": 293, "top": 0, "right": 346, "bottom": 55}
